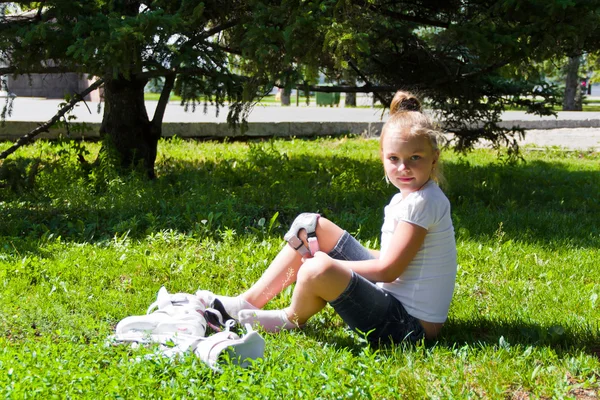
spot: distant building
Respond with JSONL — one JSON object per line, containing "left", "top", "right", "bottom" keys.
{"left": 1, "top": 6, "right": 101, "bottom": 101}
{"left": 6, "top": 73, "right": 101, "bottom": 101}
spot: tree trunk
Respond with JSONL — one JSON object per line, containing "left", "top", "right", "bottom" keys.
{"left": 345, "top": 92, "right": 356, "bottom": 107}
{"left": 563, "top": 55, "right": 582, "bottom": 111}
{"left": 280, "top": 87, "right": 291, "bottom": 106}
{"left": 99, "top": 76, "right": 159, "bottom": 179}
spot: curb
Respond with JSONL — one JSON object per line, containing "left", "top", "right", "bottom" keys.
{"left": 497, "top": 119, "right": 600, "bottom": 130}
{"left": 1, "top": 119, "right": 600, "bottom": 141}
{"left": 0, "top": 121, "right": 385, "bottom": 140}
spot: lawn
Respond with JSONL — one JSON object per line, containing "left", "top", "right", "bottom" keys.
{"left": 0, "top": 137, "right": 598, "bottom": 398}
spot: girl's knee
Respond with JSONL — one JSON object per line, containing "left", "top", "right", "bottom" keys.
{"left": 297, "top": 254, "right": 334, "bottom": 284}
{"left": 297, "top": 255, "right": 352, "bottom": 300}
{"left": 315, "top": 216, "right": 336, "bottom": 234}
{"left": 314, "top": 218, "right": 344, "bottom": 252}
{"left": 286, "top": 213, "right": 344, "bottom": 255}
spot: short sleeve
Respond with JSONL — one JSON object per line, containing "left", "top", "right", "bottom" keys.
{"left": 397, "top": 192, "right": 437, "bottom": 230}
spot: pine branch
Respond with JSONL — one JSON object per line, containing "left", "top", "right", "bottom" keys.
{"left": 0, "top": 78, "right": 104, "bottom": 161}
{"left": 347, "top": 60, "right": 390, "bottom": 105}
{"left": 292, "top": 84, "right": 397, "bottom": 93}
{"left": 365, "top": 3, "right": 450, "bottom": 29}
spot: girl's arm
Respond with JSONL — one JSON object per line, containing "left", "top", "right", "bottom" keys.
{"left": 338, "top": 221, "right": 427, "bottom": 282}
{"left": 368, "top": 249, "right": 381, "bottom": 258}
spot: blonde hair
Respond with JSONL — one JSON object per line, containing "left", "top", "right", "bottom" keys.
{"left": 381, "top": 90, "right": 445, "bottom": 186}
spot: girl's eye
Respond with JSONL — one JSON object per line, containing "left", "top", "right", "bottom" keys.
{"left": 389, "top": 156, "right": 398, "bottom": 162}
{"left": 410, "top": 155, "right": 421, "bottom": 161}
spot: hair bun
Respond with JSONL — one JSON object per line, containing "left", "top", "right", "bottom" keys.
{"left": 390, "top": 91, "right": 421, "bottom": 115}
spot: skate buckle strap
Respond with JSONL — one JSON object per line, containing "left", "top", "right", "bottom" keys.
{"left": 284, "top": 213, "right": 320, "bottom": 258}
{"left": 307, "top": 236, "right": 320, "bottom": 255}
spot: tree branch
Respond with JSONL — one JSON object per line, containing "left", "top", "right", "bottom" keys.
{"left": 135, "top": 66, "right": 240, "bottom": 80}
{"left": 291, "top": 84, "right": 396, "bottom": 93}
{"left": 36, "top": 1, "right": 45, "bottom": 20}
{"left": 198, "top": 18, "right": 241, "bottom": 41}
{"left": 204, "top": 42, "right": 243, "bottom": 57}
{"left": 151, "top": 73, "right": 175, "bottom": 132}
{"left": 347, "top": 59, "right": 390, "bottom": 105}
{"left": 0, "top": 65, "right": 79, "bottom": 75}
{"left": 366, "top": 4, "right": 450, "bottom": 29}
{"left": 459, "top": 60, "right": 511, "bottom": 80}
{"left": 178, "top": 18, "right": 243, "bottom": 54}
{"left": 0, "top": 78, "right": 104, "bottom": 161}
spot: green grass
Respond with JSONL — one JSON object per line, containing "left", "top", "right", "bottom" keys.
{"left": 145, "top": 92, "right": 600, "bottom": 111}
{"left": 505, "top": 99, "right": 600, "bottom": 112}
{"left": 581, "top": 104, "right": 600, "bottom": 112}
{"left": 0, "top": 137, "right": 598, "bottom": 398}
{"left": 144, "top": 92, "right": 183, "bottom": 102}
{"left": 144, "top": 92, "right": 279, "bottom": 105}
{"left": 555, "top": 104, "right": 600, "bottom": 112}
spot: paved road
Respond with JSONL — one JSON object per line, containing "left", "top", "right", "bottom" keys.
{"left": 7, "top": 97, "right": 600, "bottom": 123}
{"left": 5, "top": 97, "right": 383, "bottom": 122}
{"left": 473, "top": 128, "right": 600, "bottom": 151}
{"left": 512, "top": 128, "right": 600, "bottom": 150}
{"left": 3, "top": 97, "right": 600, "bottom": 150}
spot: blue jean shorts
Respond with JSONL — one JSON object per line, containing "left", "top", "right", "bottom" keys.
{"left": 327, "top": 231, "right": 425, "bottom": 345}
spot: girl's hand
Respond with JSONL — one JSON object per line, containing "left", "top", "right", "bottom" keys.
{"left": 301, "top": 251, "right": 333, "bottom": 266}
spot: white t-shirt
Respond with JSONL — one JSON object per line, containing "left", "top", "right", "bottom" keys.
{"left": 377, "top": 181, "right": 457, "bottom": 323}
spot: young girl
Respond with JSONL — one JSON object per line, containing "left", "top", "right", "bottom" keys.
{"left": 198, "top": 90, "right": 457, "bottom": 344}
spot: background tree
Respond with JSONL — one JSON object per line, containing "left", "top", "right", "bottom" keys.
{"left": 2, "top": 0, "right": 600, "bottom": 177}
{"left": 0, "top": 1, "right": 329, "bottom": 177}
{"left": 296, "top": 0, "right": 600, "bottom": 152}
{"left": 563, "top": 55, "right": 583, "bottom": 111}
{"left": 534, "top": 52, "right": 597, "bottom": 112}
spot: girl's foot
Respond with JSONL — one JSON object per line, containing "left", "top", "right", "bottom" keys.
{"left": 196, "top": 290, "right": 257, "bottom": 317}
{"left": 237, "top": 309, "right": 301, "bottom": 332}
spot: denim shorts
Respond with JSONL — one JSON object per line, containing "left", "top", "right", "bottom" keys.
{"left": 327, "top": 231, "right": 425, "bottom": 345}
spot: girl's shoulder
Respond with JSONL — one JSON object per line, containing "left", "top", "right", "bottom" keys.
{"left": 418, "top": 181, "right": 449, "bottom": 203}
{"left": 388, "top": 192, "right": 404, "bottom": 207}
{"left": 397, "top": 182, "right": 451, "bottom": 228}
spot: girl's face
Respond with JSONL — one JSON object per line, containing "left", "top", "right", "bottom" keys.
{"left": 382, "top": 131, "right": 439, "bottom": 197}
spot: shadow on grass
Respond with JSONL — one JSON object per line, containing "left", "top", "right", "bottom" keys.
{"left": 300, "top": 317, "right": 600, "bottom": 360}
{"left": 2, "top": 148, "right": 598, "bottom": 252}
{"left": 439, "top": 317, "right": 600, "bottom": 359}
{"left": 0, "top": 151, "right": 390, "bottom": 247}
{"left": 445, "top": 158, "right": 599, "bottom": 247}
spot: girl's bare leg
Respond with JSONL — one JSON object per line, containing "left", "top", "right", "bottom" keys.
{"left": 240, "top": 217, "right": 345, "bottom": 308}
{"left": 240, "top": 244, "right": 303, "bottom": 308}
{"left": 237, "top": 219, "right": 349, "bottom": 331}
{"left": 284, "top": 254, "right": 352, "bottom": 325}
{"left": 238, "top": 252, "right": 353, "bottom": 331}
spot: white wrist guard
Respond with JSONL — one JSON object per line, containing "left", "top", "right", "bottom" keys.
{"left": 284, "top": 213, "right": 320, "bottom": 257}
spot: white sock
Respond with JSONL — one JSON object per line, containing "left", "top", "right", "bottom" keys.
{"left": 196, "top": 290, "right": 257, "bottom": 318}
{"left": 238, "top": 309, "right": 300, "bottom": 332}
{"left": 218, "top": 295, "right": 258, "bottom": 317}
